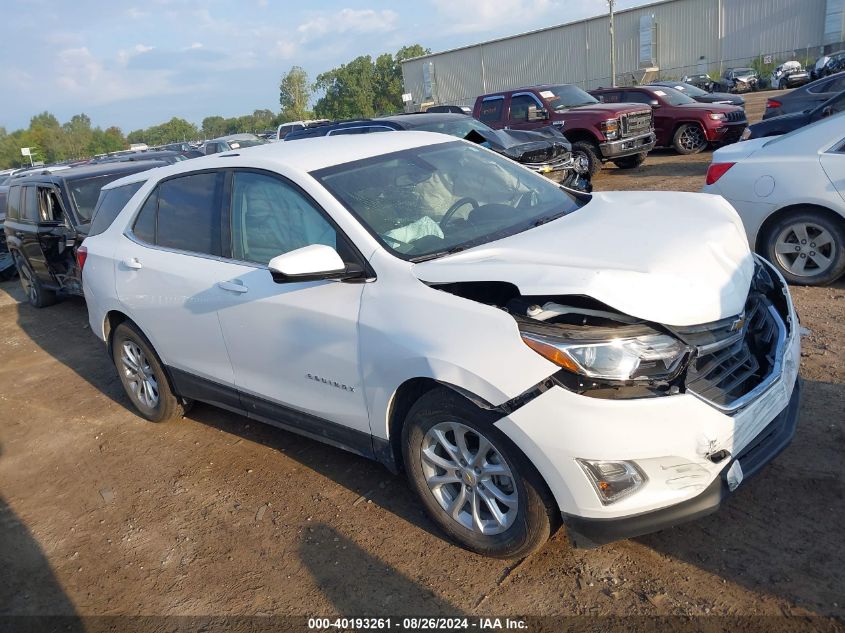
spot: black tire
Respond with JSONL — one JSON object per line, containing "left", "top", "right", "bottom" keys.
{"left": 111, "top": 322, "right": 187, "bottom": 422}
{"left": 402, "top": 387, "right": 557, "bottom": 559}
{"left": 762, "top": 209, "right": 845, "bottom": 286}
{"left": 672, "top": 123, "right": 708, "bottom": 155}
{"left": 14, "top": 253, "right": 56, "bottom": 308}
{"left": 613, "top": 152, "right": 647, "bottom": 169}
{"left": 571, "top": 140, "right": 602, "bottom": 177}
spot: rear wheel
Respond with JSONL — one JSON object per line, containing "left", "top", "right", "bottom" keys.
{"left": 673, "top": 124, "right": 708, "bottom": 154}
{"left": 763, "top": 210, "right": 845, "bottom": 286}
{"left": 112, "top": 322, "right": 187, "bottom": 422}
{"left": 613, "top": 152, "right": 647, "bottom": 169}
{"left": 571, "top": 140, "right": 602, "bottom": 177}
{"left": 15, "top": 254, "right": 56, "bottom": 308}
{"left": 402, "top": 388, "right": 557, "bottom": 559}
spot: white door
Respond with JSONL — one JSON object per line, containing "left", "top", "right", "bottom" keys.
{"left": 214, "top": 171, "right": 371, "bottom": 437}
{"left": 116, "top": 171, "right": 235, "bottom": 387}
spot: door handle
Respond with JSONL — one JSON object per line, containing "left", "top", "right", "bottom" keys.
{"left": 123, "top": 258, "right": 143, "bottom": 270}
{"left": 217, "top": 280, "right": 248, "bottom": 294}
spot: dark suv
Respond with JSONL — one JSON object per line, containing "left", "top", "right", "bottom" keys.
{"left": 4, "top": 161, "right": 164, "bottom": 307}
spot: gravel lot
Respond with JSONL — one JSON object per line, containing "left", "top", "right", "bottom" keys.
{"left": 0, "top": 91, "right": 843, "bottom": 630}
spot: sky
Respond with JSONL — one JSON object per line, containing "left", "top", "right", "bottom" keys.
{"left": 0, "top": 0, "right": 652, "bottom": 133}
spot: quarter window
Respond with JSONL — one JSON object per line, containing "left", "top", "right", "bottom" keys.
{"left": 132, "top": 190, "right": 157, "bottom": 244}
{"left": 156, "top": 172, "right": 225, "bottom": 256}
{"left": 230, "top": 171, "right": 337, "bottom": 265}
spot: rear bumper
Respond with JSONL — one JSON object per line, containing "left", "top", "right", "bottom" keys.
{"left": 563, "top": 377, "right": 801, "bottom": 548}
{"left": 599, "top": 132, "right": 656, "bottom": 158}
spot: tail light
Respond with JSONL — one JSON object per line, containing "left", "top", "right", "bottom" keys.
{"left": 76, "top": 245, "right": 88, "bottom": 271}
{"left": 766, "top": 99, "right": 782, "bottom": 109}
{"left": 706, "top": 162, "right": 736, "bottom": 185}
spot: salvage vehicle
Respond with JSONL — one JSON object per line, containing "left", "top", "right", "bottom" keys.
{"left": 811, "top": 51, "right": 845, "bottom": 80}
{"left": 82, "top": 134, "right": 801, "bottom": 558}
{"left": 648, "top": 81, "right": 744, "bottom": 107}
{"left": 681, "top": 74, "right": 716, "bottom": 91}
{"left": 742, "top": 89, "right": 845, "bottom": 140}
{"left": 764, "top": 72, "right": 845, "bottom": 119}
{"left": 202, "top": 134, "right": 267, "bottom": 155}
{"left": 703, "top": 112, "right": 845, "bottom": 285}
{"left": 472, "top": 84, "right": 656, "bottom": 176}
{"left": 284, "top": 113, "right": 592, "bottom": 192}
{"left": 770, "top": 61, "right": 811, "bottom": 90}
{"left": 590, "top": 86, "right": 747, "bottom": 154}
{"left": 4, "top": 161, "right": 165, "bottom": 307}
{"left": 718, "top": 68, "right": 760, "bottom": 93}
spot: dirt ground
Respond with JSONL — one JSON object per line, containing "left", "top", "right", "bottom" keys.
{"left": 0, "top": 91, "right": 843, "bottom": 631}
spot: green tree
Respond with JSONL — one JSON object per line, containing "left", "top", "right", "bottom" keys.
{"left": 279, "top": 66, "right": 312, "bottom": 121}
{"left": 63, "top": 113, "right": 94, "bottom": 159}
{"left": 202, "top": 116, "right": 226, "bottom": 138}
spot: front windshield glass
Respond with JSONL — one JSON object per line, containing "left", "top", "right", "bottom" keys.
{"left": 734, "top": 68, "right": 755, "bottom": 75}
{"left": 540, "top": 85, "right": 599, "bottom": 111}
{"left": 312, "top": 141, "right": 586, "bottom": 261}
{"left": 408, "top": 118, "right": 493, "bottom": 138}
{"left": 652, "top": 86, "right": 696, "bottom": 106}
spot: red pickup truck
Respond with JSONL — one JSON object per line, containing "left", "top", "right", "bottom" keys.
{"left": 472, "top": 84, "right": 656, "bottom": 175}
{"left": 589, "top": 85, "right": 747, "bottom": 154}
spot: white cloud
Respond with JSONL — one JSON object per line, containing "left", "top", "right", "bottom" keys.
{"left": 134, "top": 43, "right": 154, "bottom": 53}
{"left": 126, "top": 7, "right": 148, "bottom": 20}
{"left": 297, "top": 8, "right": 398, "bottom": 42}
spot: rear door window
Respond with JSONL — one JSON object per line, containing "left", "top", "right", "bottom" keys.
{"left": 479, "top": 97, "right": 504, "bottom": 124}
{"left": 89, "top": 182, "right": 144, "bottom": 236}
{"left": 156, "top": 172, "right": 225, "bottom": 256}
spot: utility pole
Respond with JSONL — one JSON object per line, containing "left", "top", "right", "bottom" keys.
{"left": 609, "top": 0, "right": 617, "bottom": 87}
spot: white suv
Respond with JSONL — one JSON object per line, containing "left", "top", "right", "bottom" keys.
{"left": 82, "top": 133, "right": 801, "bottom": 558}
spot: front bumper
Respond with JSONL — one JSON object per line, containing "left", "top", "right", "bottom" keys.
{"left": 707, "top": 122, "right": 747, "bottom": 144}
{"left": 599, "top": 132, "right": 656, "bottom": 158}
{"left": 563, "top": 377, "right": 801, "bottom": 547}
{"left": 521, "top": 154, "right": 577, "bottom": 174}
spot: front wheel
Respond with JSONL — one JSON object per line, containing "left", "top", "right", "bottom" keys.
{"left": 112, "top": 322, "right": 188, "bottom": 422}
{"left": 673, "top": 124, "right": 708, "bottom": 154}
{"left": 763, "top": 210, "right": 845, "bottom": 286}
{"left": 402, "top": 388, "right": 557, "bottom": 559}
{"left": 570, "top": 140, "right": 602, "bottom": 177}
{"left": 613, "top": 152, "right": 647, "bottom": 169}
{"left": 15, "top": 254, "right": 56, "bottom": 308}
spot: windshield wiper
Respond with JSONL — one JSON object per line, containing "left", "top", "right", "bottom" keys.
{"left": 532, "top": 210, "right": 569, "bottom": 227}
{"left": 410, "top": 245, "right": 466, "bottom": 263}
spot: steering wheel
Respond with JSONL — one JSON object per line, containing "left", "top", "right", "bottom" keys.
{"left": 440, "top": 197, "right": 479, "bottom": 227}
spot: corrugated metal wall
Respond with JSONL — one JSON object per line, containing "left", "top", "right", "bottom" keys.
{"left": 401, "top": 0, "right": 828, "bottom": 109}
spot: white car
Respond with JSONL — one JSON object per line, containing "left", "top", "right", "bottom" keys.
{"left": 81, "top": 133, "right": 801, "bottom": 558}
{"left": 703, "top": 113, "right": 845, "bottom": 285}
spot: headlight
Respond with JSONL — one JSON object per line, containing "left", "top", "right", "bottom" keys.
{"left": 600, "top": 118, "right": 620, "bottom": 140}
{"left": 708, "top": 112, "right": 727, "bottom": 121}
{"left": 520, "top": 328, "right": 690, "bottom": 381}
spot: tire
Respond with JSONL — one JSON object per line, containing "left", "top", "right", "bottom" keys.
{"left": 111, "top": 322, "right": 187, "bottom": 422}
{"left": 762, "top": 209, "right": 845, "bottom": 286}
{"left": 672, "top": 123, "right": 708, "bottom": 155}
{"left": 14, "top": 253, "right": 56, "bottom": 308}
{"left": 402, "top": 387, "right": 557, "bottom": 559}
{"left": 570, "top": 140, "right": 602, "bottom": 177}
{"left": 613, "top": 152, "right": 647, "bottom": 169}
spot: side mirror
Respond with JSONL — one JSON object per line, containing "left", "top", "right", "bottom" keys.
{"left": 527, "top": 105, "right": 549, "bottom": 121}
{"left": 268, "top": 244, "right": 364, "bottom": 284}
{"left": 649, "top": 99, "right": 660, "bottom": 108}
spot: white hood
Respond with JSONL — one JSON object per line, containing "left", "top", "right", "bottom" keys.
{"left": 413, "top": 191, "right": 754, "bottom": 327}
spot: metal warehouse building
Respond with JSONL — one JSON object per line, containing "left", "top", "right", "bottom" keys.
{"left": 401, "top": 0, "right": 845, "bottom": 111}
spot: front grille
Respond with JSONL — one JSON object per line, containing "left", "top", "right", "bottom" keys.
{"left": 725, "top": 110, "right": 747, "bottom": 123}
{"left": 620, "top": 110, "right": 652, "bottom": 137}
{"left": 684, "top": 293, "right": 782, "bottom": 408}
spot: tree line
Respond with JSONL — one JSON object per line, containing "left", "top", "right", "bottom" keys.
{"left": 0, "top": 43, "right": 429, "bottom": 169}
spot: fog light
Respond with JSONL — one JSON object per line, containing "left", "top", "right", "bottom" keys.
{"left": 577, "top": 459, "right": 646, "bottom": 504}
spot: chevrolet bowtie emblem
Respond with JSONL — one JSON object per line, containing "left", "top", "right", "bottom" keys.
{"left": 729, "top": 314, "right": 746, "bottom": 333}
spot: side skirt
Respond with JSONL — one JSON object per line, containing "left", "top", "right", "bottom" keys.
{"left": 166, "top": 366, "right": 390, "bottom": 467}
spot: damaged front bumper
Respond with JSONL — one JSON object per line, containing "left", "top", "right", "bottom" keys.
{"left": 600, "top": 131, "right": 656, "bottom": 158}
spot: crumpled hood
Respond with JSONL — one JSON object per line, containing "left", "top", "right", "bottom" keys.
{"left": 413, "top": 191, "right": 754, "bottom": 327}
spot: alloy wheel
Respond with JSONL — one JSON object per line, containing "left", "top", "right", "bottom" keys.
{"left": 420, "top": 421, "right": 518, "bottom": 535}
{"left": 774, "top": 221, "right": 836, "bottom": 277}
{"left": 121, "top": 341, "right": 159, "bottom": 409}
{"left": 679, "top": 126, "right": 706, "bottom": 152}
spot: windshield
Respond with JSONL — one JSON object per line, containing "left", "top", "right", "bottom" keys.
{"left": 651, "top": 86, "right": 696, "bottom": 106}
{"left": 312, "top": 141, "right": 585, "bottom": 261}
{"left": 539, "top": 85, "right": 599, "bottom": 111}
{"left": 69, "top": 174, "right": 129, "bottom": 221}
{"left": 408, "top": 118, "right": 493, "bottom": 138}
{"left": 734, "top": 68, "right": 755, "bottom": 75}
